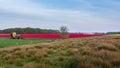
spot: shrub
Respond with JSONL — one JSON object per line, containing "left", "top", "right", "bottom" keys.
{"left": 13, "top": 48, "right": 21, "bottom": 52}
{"left": 68, "top": 48, "right": 79, "bottom": 55}
{"left": 14, "top": 58, "right": 24, "bottom": 66}
{"left": 27, "top": 48, "right": 37, "bottom": 56}
{"left": 31, "top": 50, "right": 48, "bottom": 62}
{"left": 91, "top": 50, "right": 120, "bottom": 67}
{"left": 3, "top": 54, "right": 13, "bottom": 60}
{"left": 34, "top": 45, "right": 43, "bottom": 49}
{"left": 64, "top": 56, "right": 112, "bottom": 68}
{"left": 47, "top": 49, "right": 54, "bottom": 54}
{"left": 97, "top": 43, "right": 118, "bottom": 51}
{"left": 57, "top": 56, "right": 64, "bottom": 61}
{"left": 23, "top": 63, "right": 48, "bottom": 68}
{"left": 23, "top": 63, "right": 39, "bottom": 68}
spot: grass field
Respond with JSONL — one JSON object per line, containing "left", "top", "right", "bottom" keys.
{"left": 0, "top": 36, "right": 120, "bottom": 68}
{"left": 0, "top": 39, "right": 53, "bottom": 48}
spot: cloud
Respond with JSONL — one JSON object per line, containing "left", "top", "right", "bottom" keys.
{"left": 0, "top": 0, "right": 120, "bottom": 32}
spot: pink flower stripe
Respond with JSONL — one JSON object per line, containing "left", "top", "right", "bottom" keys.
{"left": 0, "top": 34, "right": 105, "bottom": 39}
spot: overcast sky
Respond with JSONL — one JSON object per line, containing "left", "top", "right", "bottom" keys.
{"left": 0, "top": 0, "right": 120, "bottom": 32}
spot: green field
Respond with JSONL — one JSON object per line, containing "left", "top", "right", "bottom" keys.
{"left": 0, "top": 39, "right": 53, "bottom": 48}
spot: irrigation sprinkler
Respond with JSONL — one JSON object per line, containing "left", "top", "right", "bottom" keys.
{"left": 11, "top": 32, "right": 22, "bottom": 39}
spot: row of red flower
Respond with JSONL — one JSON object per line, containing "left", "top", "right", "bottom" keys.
{"left": 0, "top": 34, "right": 105, "bottom": 39}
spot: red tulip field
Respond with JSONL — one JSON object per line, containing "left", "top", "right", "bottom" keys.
{"left": 0, "top": 34, "right": 105, "bottom": 39}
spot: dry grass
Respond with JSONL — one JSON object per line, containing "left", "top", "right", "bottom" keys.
{"left": 0, "top": 36, "right": 120, "bottom": 68}
{"left": 68, "top": 48, "right": 79, "bottom": 55}
{"left": 96, "top": 43, "right": 118, "bottom": 51}
{"left": 23, "top": 62, "right": 47, "bottom": 68}
{"left": 65, "top": 55, "right": 112, "bottom": 68}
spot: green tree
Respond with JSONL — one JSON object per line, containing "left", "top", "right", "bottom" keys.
{"left": 59, "top": 26, "right": 69, "bottom": 39}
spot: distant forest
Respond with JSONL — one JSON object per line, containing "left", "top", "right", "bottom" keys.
{"left": 106, "top": 32, "right": 120, "bottom": 34}
{"left": 0, "top": 27, "right": 120, "bottom": 34}
{"left": 0, "top": 27, "right": 60, "bottom": 34}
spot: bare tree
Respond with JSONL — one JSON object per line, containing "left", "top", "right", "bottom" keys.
{"left": 59, "top": 26, "right": 69, "bottom": 39}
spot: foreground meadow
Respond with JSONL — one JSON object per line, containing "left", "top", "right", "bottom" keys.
{"left": 0, "top": 36, "right": 120, "bottom": 68}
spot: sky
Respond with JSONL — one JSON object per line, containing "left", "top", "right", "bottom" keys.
{"left": 0, "top": 0, "right": 120, "bottom": 33}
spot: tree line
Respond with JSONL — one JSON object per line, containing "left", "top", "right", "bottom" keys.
{"left": 0, "top": 27, "right": 119, "bottom": 35}
{"left": 0, "top": 27, "right": 60, "bottom": 34}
